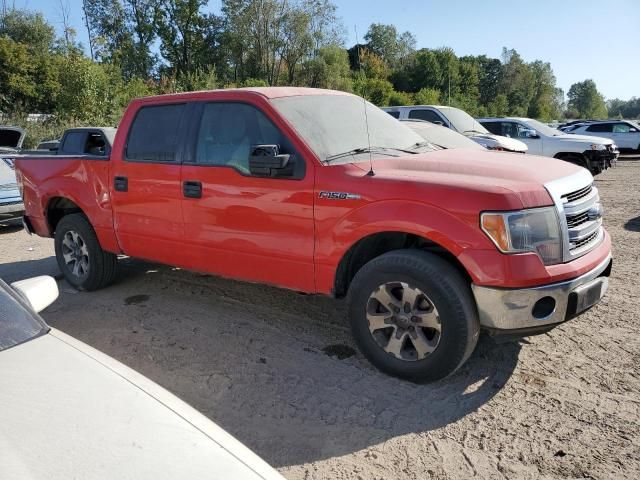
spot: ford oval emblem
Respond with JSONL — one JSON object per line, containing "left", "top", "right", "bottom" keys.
{"left": 587, "top": 203, "right": 603, "bottom": 221}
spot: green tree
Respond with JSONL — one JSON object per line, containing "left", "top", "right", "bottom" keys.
{"left": 363, "top": 23, "right": 415, "bottom": 67}
{"left": 567, "top": 79, "right": 608, "bottom": 119}
{"left": 413, "top": 87, "right": 440, "bottom": 105}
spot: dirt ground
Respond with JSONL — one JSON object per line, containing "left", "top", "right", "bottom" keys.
{"left": 1, "top": 158, "right": 639, "bottom": 480}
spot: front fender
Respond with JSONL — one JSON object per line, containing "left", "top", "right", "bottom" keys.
{"left": 314, "top": 199, "right": 495, "bottom": 294}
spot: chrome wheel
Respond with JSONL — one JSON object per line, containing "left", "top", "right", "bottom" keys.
{"left": 366, "top": 281, "right": 441, "bottom": 361}
{"left": 61, "top": 230, "right": 90, "bottom": 278}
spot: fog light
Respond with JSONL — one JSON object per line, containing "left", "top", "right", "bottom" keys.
{"left": 532, "top": 296, "right": 556, "bottom": 319}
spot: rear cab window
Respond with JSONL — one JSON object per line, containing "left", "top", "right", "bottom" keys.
{"left": 60, "top": 130, "right": 109, "bottom": 156}
{"left": 126, "top": 103, "right": 187, "bottom": 162}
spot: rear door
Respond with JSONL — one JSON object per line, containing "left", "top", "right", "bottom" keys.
{"left": 611, "top": 122, "right": 638, "bottom": 149}
{"left": 110, "top": 102, "right": 189, "bottom": 265}
{"left": 179, "top": 100, "right": 315, "bottom": 291}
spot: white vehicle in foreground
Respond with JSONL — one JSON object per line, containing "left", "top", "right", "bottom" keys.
{"left": 567, "top": 120, "right": 640, "bottom": 153}
{"left": 383, "top": 105, "right": 528, "bottom": 153}
{"left": 0, "top": 276, "right": 283, "bottom": 480}
{"left": 478, "top": 117, "right": 619, "bottom": 175}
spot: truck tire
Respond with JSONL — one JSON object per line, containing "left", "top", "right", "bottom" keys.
{"left": 54, "top": 213, "right": 117, "bottom": 291}
{"left": 347, "top": 250, "right": 479, "bottom": 382}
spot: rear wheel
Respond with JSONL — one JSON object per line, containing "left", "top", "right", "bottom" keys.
{"left": 347, "top": 250, "right": 479, "bottom": 382}
{"left": 54, "top": 213, "right": 117, "bottom": 291}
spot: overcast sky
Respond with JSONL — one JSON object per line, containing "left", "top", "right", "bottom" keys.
{"left": 19, "top": 0, "right": 640, "bottom": 100}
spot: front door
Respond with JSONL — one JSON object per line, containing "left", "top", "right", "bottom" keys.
{"left": 110, "top": 102, "right": 189, "bottom": 265}
{"left": 180, "top": 101, "right": 316, "bottom": 292}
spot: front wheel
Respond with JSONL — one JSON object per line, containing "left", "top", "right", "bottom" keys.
{"left": 54, "top": 213, "right": 117, "bottom": 291}
{"left": 347, "top": 250, "right": 479, "bottom": 382}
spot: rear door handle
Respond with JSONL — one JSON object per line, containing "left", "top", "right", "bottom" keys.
{"left": 114, "top": 176, "right": 128, "bottom": 192}
{"left": 183, "top": 180, "right": 202, "bottom": 199}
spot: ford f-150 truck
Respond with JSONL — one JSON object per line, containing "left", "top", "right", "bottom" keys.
{"left": 15, "top": 88, "right": 612, "bottom": 382}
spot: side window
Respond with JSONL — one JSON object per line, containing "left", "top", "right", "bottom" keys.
{"left": 60, "top": 132, "right": 86, "bottom": 154}
{"left": 408, "top": 109, "right": 445, "bottom": 124}
{"left": 586, "top": 123, "right": 613, "bottom": 133}
{"left": 386, "top": 111, "right": 400, "bottom": 119}
{"left": 612, "top": 123, "right": 630, "bottom": 133}
{"left": 126, "top": 103, "right": 186, "bottom": 162}
{"left": 193, "top": 102, "right": 304, "bottom": 179}
{"left": 86, "top": 133, "right": 107, "bottom": 156}
{"left": 482, "top": 122, "right": 502, "bottom": 135}
{"left": 499, "top": 122, "right": 520, "bottom": 138}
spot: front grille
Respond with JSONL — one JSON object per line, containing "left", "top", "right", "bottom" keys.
{"left": 546, "top": 171, "right": 604, "bottom": 262}
{"left": 562, "top": 184, "right": 592, "bottom": 203}
{"left": 566, "top": 211, "right": 589, "bottom": 228}
{"left": 572, "top": 230, "right": 599, "bottom": 250}
{"left": 562, "top": 184, "right": 602, "bottom": 256}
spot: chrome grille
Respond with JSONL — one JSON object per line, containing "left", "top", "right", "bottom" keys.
{"left": 545, "top": 170, "right": 604, "bottom": 262}
{"left": 562, "top": 184, "right": 592, "bottom": 203}
{"left": 566, "top": 211, "right": 589, "bottom": 228}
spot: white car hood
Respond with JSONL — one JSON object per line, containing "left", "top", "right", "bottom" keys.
{"left": 468, "top": 132, "right": 528, "bottom": 152}
{"left": 0, "top": 330, "right": 283, "bottom": 480}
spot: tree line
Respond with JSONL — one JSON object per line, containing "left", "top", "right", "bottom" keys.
{"left": 1, "top": 1, "right": 637, "bottom": 145}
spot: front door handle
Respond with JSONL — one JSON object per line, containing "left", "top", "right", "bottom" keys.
{"left": 114, "top": 176, "right": 128, "bottom": 192}
{"left": 183, "top": 180, "right": 202, "bottom": 199}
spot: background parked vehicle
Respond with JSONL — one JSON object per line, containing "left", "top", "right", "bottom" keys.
{"left": 0, "top": 275, "right": 284, "bottom": 480}
{"left": 0, "top": 158, "right": 23, "bottom": 223}
{"left": 383, "top": 105, "right": 528, "bottom": 153}
{"left": 401, "top": 119, "right": 485, "bottom": 150}
{"left": 478, "top": 117, "right": 618, "bottom": 174}
{"left": 15, "top": 88, "right": 612, "bottom": 383}
{"left": 567, "top": 120, "right": 640, "bottom": 153}
{"left": 0, "top": 126, "right": 26, "bottom": 154}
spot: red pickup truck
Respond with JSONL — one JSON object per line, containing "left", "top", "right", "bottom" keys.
{"left": 15, "top": 88, "right": 612, "bottom": 382}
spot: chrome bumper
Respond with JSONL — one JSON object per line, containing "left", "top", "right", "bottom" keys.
{"left": 472, "top": 255, "right": 612, "bottom": 331}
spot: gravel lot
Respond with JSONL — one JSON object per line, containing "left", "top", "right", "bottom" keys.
{"left": 1, "top": 158, "right": 639, "bottom": 480}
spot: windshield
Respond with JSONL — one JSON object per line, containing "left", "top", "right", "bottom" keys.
{"left": 271, "top": 94, "right": 432, "bottom": 163}
{"left": 439, "top": 107, "right": 489, "bottom": 134}
{"left": 524, "top": 119, "right": 564, "bottom": 137}
{"left": 0, "top": 280, "right": 49, "bottom": 352}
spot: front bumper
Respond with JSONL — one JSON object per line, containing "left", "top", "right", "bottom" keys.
{"left": 585, "top": 148, "right": 618, "bottom": 170}
{"left": 472, "top": 254, "right": 612, "bottom": 333}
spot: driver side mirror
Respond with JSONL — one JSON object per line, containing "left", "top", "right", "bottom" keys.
{"left": 522, "top": 129, "right": 540, "bottom": 139}
{"left": 249, "top": 144, "right": 293, "bottom": 177}
{"left": 11, "top": 276, "right": 59, "bottom": 313}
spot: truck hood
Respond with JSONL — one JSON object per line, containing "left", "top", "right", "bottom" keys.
{"left": 0, "top": 330, "right": 283, "bottom": 480}
{"left": 360, "top": 148, "right": 585, "bottom": 209}
{"left": 553, "top": 133, "right": 613, "bottom": 145}
{"left": 467, "top": 132, "right": 528, "bottom": 152}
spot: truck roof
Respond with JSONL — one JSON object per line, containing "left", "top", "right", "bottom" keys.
{"left": 131, "top": 87, "right": 353, "bottom": 105}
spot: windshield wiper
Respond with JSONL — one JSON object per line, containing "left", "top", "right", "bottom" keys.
{"left": 325, "top": 146, "right": 415, "bottom": 164}
{"left": 463, "top": 129, "right": 486, "bottom": 135}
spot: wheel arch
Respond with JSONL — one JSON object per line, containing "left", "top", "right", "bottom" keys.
{"left": 333, "top": 231, "right": 472, "bottom": 298}
{"left": 46, "top": 196, "right": 85, "bottom": 234}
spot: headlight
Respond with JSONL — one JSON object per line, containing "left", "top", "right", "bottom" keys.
{"left": 481, "top": 207, "right": 562, "bottom": 265}
{"left": 590, "top": 144, "right": 606, "bottom": 151}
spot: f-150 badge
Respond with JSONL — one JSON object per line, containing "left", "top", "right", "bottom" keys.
{"left": 318, "top": 191, "right": 361, "bottom": 200}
